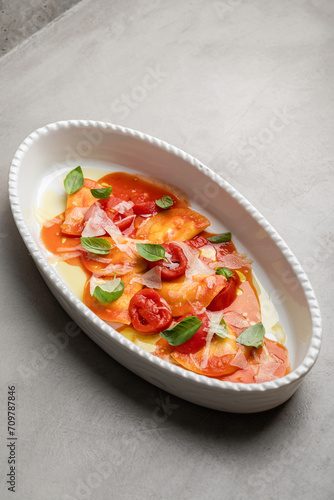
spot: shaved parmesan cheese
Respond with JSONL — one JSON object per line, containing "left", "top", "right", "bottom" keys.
{"left": 216, "top": 252, "right": 252, "bottom": 270}
{"left": 230, "top": 349, "right": 248, "bottom": 369}
{"left": 113, "top": 200, "right": 134, "bottom": 214}
{"left": 63, "top": 206, "right": 88, "bottom": 227}
{"left": 104, "top": 222, "right": 122, "bottom": 237}
{"left": 112, "top": 236, "right": 137, "bottom": 257}
{"left": 90, "top": 276, "right": 122, "bottom": 296}
{"left": 121, "top": 215, "right": 136, "bottom": 236}
{"left": 89, "top": 276, "right": 106, "bottom": 295}
{"left": 207, "top": 311, "right": 235, "bottom": 340}
{"left": 200, "top": 329, "right": 215, "bottom": 369}
{"left": 174, "top": 241, "right": 215, "bottom": 280}
{"left": 93, "top": 263, "right": 133, "bottom": 277}
{"left": 130, "top": 267, "right": 162, "bottom": 289}
{"left": 223, "top": 310, "right": 250, "bottom": 330}
{"left": 254, "top": 360, "right": 282, "bottom": 383}
{"left": 82, "top": 203, "right": 121, "bottom": 238}
{"left": 200, "top": 245, "right": 216, "bottom": 261}
{"left": 163, "top": 251, "right": 179, "bottom": 269}
{"left": 84, "top": 255, "right": 113, "bottom": 264}
{"left": 43, "top": 216, "right": 64, "bottom": 228}
{"left": 56, "top": 244, "right": 83, "bottom": 253}
{"left": 48, "top": 251, "right": 83, "bottom": 263}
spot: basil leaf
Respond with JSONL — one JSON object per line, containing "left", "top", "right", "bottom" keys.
{"left": 90, "top": 186, "right": 112, "bottom": 199}
{"left": 80, "top": 237, "right": 111, "bottom": 255}
{"left": 215, "top": 267, "right": 233, "bottom": 279}
{"left": 207, "top": 232, "right": 231, "bottom": 243}
{"left": 93, "top": 280, "right": 124, "bottom": 303}
{"left": 136, "top": 243, "right": 167, "bottom": 262}
{"left": 155, "top": 195, "right": 173, "bottom": 210}
{"left": 160, "top": 317, "right": 202, "bottom": 346}
{"left": 64, "top": 166, "right": 84, "bottom": 195}
{"left": 214, "top": 317, "right": 228, "bottom": 339}
{"left": 236, "top": 322, "right": 265, "bottom": 348}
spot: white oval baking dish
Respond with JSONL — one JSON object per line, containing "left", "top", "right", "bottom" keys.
{"left": 8, "top": 120, "right": 322, "bottom": 413}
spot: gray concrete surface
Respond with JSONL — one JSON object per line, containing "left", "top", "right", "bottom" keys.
{"left": 0, "top": 0, "right": 82, "bottom": 55}
{"left": 1, "top": 0, "right": 333, "bottom": 499}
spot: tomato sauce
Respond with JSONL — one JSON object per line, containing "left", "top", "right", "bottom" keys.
{"left": 99, "top": 171, "right": 189, "bottom": 208}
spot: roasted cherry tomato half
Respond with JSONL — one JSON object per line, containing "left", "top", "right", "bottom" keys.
{"left": 133, "top": 201, "right": 158, "bottom": 216}
{"left": 129, "top": 288, "right": 172, "bottom": 333}
{"left": 131, "top": 193, "right": 159, "bottom": 216}
{"left": 173, "top": 312, "right": 209, "bottom": 354}
{"left": 207, "top": 270, "right": 240, "bottom": 311}
{"left": 147, "top": 242, "right": 187, "bottom": 281}
{"left": 102, "top": 196, "right": 134, "bottom": 231}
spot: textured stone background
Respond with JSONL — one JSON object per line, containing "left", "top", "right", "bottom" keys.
{"left": 0, "top": 0, "right": 82, "bottom": 55}
{"left": 1, "top": 1, "right": 333, "bottom": 499}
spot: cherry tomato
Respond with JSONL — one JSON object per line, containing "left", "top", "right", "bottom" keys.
{"left": 207, "top": 270, "right": 240, "bottom": 311}
{"left": 174, "top": 312, "right": 209, "bottom": 354}
{"left": 133, "top": 201, "right": 158, "bottom": 216}
{"left": 129, "top": 289, "right": 172, "bottom": 334}
{"left": 102, "top": 196, "right": 134, "bottom": 231}
{"left": 147, "top": 242, "right": 187, "bottom": 280}
{"left": 130, "top": 193, "right": 158, "bottom": 216}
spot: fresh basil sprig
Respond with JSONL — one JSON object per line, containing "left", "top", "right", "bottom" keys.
{"left": 64, "top": 166, "right": 84, "bottom": 195}
{"left": 136, "top": 243, "right": 167, "bottom": 262}
{"left": 90, "top": 186, "right": 113, "bottom": 199}
{"left": 236, "top": 322, "right": 265, "bottom": 348}
{"left": 215, "top": 267, "right": 233, "bottom": 279}
{"left": 80, "top": 237, "right": 111, "bottom": 255}
{"left": 93, "top": 279, "right": 125, "bottom": 303}
{"left": 207, "top": 232, "right": 231, "bottom": 243}
{"left": 160, "top": 316, "right": 202, "bottom": 346}
{"left": 155, "top": 195, "right": 173, "bottom": 210}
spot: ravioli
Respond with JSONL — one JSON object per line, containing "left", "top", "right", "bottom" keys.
{"left": 158, "top": 274, "right": 227, "bottom": 316}
{"left": 62, "top": 179, "right": 103, "bottom": 235}
{"left": 83, "top": 273, "right": 143, "bottom": 324}
{"left": 171, "top": 335, "right": 251, "bottom": 377}
{"left": 81, "top": 237, "right": 147, "bottom": 276}
{"left": 136, "top": 208, "right": 210, "bottom": 243}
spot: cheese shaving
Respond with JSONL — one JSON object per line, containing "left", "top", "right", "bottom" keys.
{"left": 121, "top": 215, "right": 136, "bottom": 236}
{"left": 92, "top": 263, "right": 133, "bottom": 277}
{"left": 113, "top": 200, "right": 134, "bottom": 214}
{"left": 82, "top": 203, "right": 121, "bottom": 238}
{"left": 199, "top": 245, "right": 217, "bottom": 261}
{"left": 207, "top": 310, "right": 235, "bottom": 340}
{"left": 56, "top": 244, "right": 83, "bottom": 253}
{"left": 130, "top": 267, "right": 162, "bottom": 289}
{"left": 90, "top": 276, "right": 122, "bottom": 296}
{"left": 174, "top": 241, "right": 215, "bottom": 280}
{"left": 200, "top": 328, "right": 215, "bottom": 369}
{"left": 216, "top": 251, "right": 252, "bottom": 270}
{"left": 48, "top": 251, "right": 82, "bottom": 263}
{"left": 43, "top": 216, "right": 64, "bottom": 228}
{"left": 230, "top": 349, "right": 248, "bottom": 369}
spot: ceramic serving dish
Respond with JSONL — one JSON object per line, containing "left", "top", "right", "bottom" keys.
{"left": 8, "top": 120, "right": 322, "bottom": 413}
